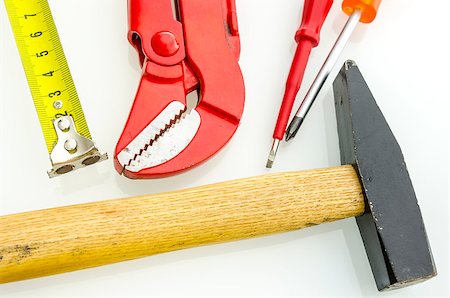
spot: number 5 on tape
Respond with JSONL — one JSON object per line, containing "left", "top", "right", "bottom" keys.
{"left": 4, "top": 0, "right": 107, "bottom": 177}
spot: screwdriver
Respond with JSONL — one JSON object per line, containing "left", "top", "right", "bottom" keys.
{"left": 267, "top": 0, "right": 333, "bottom": 168}
{"left": 285, "top": 0, "right": 382, "bottom": 141}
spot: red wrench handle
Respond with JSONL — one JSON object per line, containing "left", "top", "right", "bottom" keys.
{"left": 180, "top": 0, "right": 244, "bottom": 123}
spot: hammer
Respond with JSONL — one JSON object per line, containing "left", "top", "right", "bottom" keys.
{"left": 0, "top": 61, "right": 436, "bottom": 290}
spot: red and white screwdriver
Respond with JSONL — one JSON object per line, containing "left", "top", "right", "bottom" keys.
{"left": 267, "top": 0, "right": 382, "bottom": 168}
{"left": 267, "top": 0, "right": 333, "bottom": 168}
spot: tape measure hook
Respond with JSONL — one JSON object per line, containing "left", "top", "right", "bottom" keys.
{"left": 48, "top": 116, "right": 107, "bottom": 178}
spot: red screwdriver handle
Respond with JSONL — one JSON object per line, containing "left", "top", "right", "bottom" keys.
{"left": 296, "top": 0, "right": 333, "bottom": 46}
{"left": 272, "top": 0, "right": 333, "bottom": 141}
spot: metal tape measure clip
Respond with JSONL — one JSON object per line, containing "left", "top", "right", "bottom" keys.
{"left": 48, "top": 115, "right": 108, "bottom": 177}
{"left": 4, "top": 0, "right": 107, "bottom": 177}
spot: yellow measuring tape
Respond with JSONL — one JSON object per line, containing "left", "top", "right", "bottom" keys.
{"left": 4, "top": 0, "right": 107, "bottom": 177}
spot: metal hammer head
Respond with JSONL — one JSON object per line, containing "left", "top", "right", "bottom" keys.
{"left": 333, "top": 60, "right": 436, "bottom": 291}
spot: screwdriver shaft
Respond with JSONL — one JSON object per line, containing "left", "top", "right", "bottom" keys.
{"left": 266, "top": 139, "right": 280, "bottom": 168}
{"left": 286, "top": 9, "right": 362, "bottom": 141}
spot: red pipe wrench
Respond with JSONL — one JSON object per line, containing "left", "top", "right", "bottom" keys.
{"left": 115, "top": 0, "right": 245, "bottom": 178}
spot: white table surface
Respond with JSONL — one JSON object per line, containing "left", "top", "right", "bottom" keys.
{"left": 1, "top": 0, "right": 448, "bottom": 297}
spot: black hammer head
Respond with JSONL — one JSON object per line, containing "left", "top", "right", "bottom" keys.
{"left": 333, "top": 61, "right": 436, "bottom": 291}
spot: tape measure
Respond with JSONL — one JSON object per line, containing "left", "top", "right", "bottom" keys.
{"left": 4, "top": 0, "right": 107, "bottom": 177}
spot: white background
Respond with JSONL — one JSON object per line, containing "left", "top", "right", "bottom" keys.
{"left": 0, "top": 0, "right": 449, "bottom": 297}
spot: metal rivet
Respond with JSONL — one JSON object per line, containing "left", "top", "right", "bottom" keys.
{"left": 151, "top": 31, "right": 180, "bottom": 57}
{"left": 64, "top": 138, "right": 77, "bottom": 152}
{"left": 57, "top": 118, "right": 71, "bottom": 132}
{"left": 53, "top": 100, "right": 63, "bottom": 109}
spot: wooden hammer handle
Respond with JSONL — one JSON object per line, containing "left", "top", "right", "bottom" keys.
{"left": 0, "top": 165, "right": 364, "bottom": 283}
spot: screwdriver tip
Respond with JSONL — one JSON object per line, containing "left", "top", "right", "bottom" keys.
{"left": 285, "top": 116, "right": 304, "bottom": 141}
{"left": 266, "top": 139, "right": 280, "bottom": 168}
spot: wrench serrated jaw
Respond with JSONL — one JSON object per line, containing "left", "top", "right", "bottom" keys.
{"left": 126, "top": 111, "right": 200, "bottom": 172}
{"left": 116, "top": 101, "right": 201, "bottom": 174}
